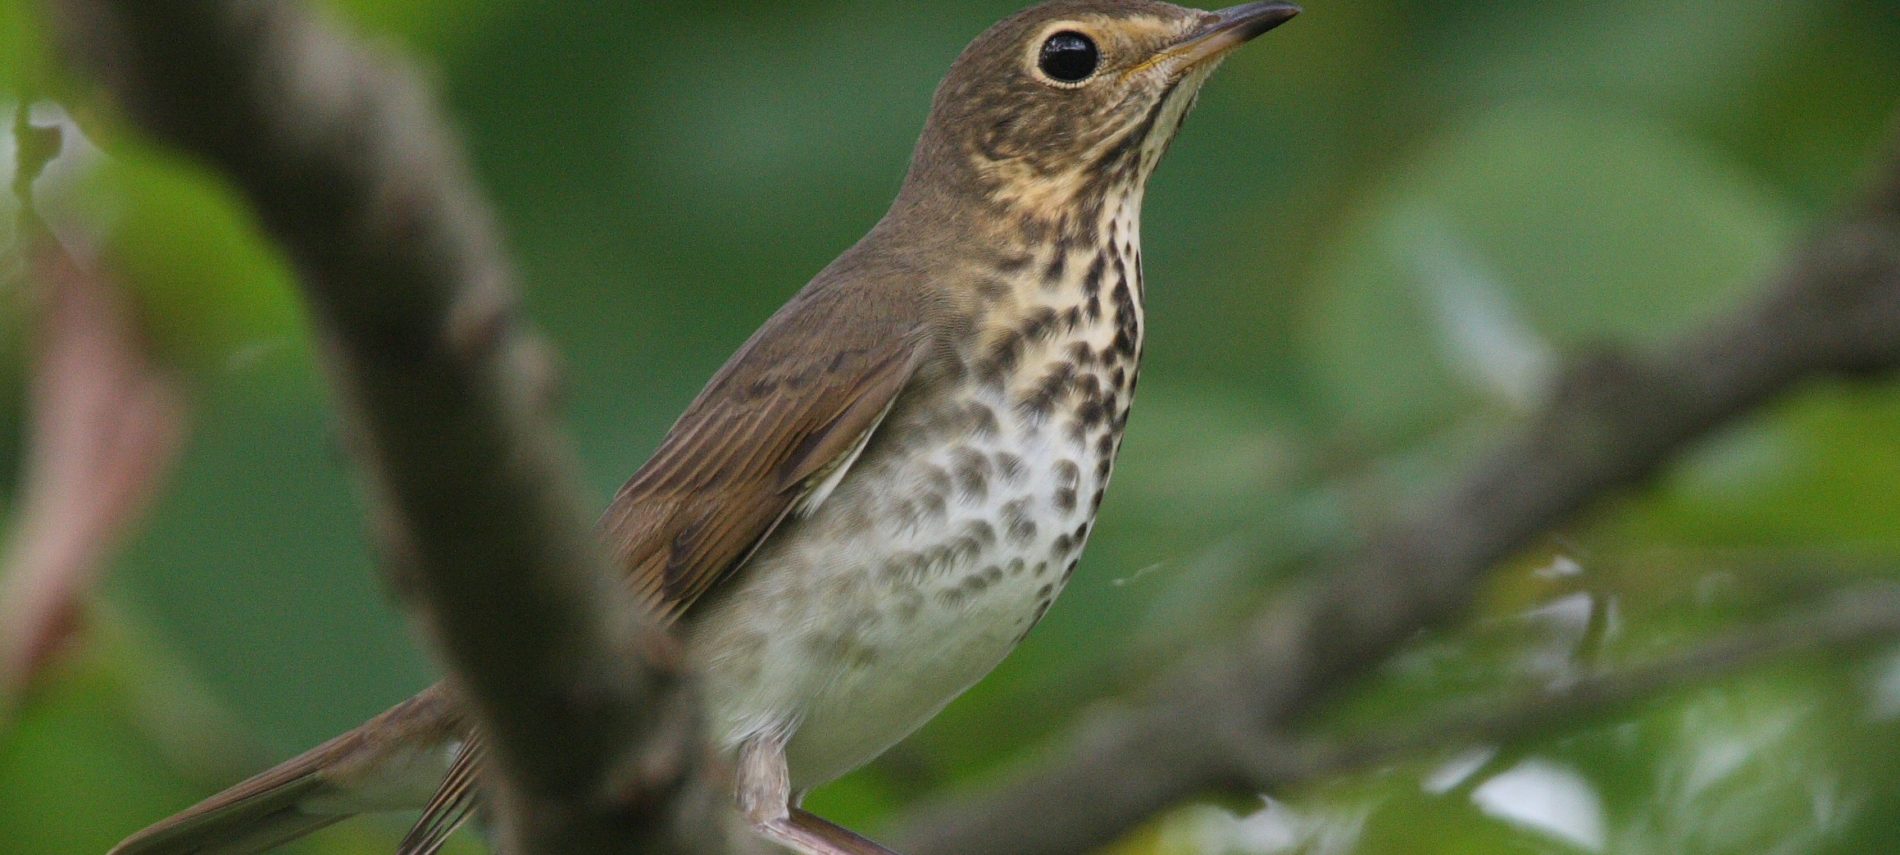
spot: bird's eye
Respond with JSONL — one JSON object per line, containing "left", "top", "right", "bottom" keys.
{"left": 1038, "top": 31, "right": 1099, "bottom": 84}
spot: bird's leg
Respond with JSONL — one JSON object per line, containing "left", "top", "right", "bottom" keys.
{"left": 736, "top": 733, "right": 899, "bottom": 855}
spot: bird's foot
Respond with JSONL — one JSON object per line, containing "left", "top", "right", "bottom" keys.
{"left": 737, "top": 733, "right": 900, "bottom": 855}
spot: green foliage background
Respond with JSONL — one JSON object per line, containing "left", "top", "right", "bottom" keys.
{"left": 4, "top": 0, "right": 1900, "bottom": 852}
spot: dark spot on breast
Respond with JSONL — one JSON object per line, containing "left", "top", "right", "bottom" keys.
{"left": 967, "top": 519, "right": 997, "bottom": 546}
{"left": 1054, "top": 228, "right": 1078, "bottom": 259}
{"left": 1090, "top": 488, "right": 1107, "bottom": 511}
{"left": 948, "top": 533, "right": 983, "bottom": 564}
{"left": 1052, "top": 533, "right": 1073, "bottom": 555}
{"left": 881, "top": 550, "right": 923, "bottom": 581}
{"left": 1054, "top": 486, "right": 1077, "bottom": 512}
{"left": 1008, "top": 558, "right": 1027, "bottom": 576}
{"left": 1017, "top": 362, "right": 1077, "bottom": 421}
{"left": 921, "top": 543, "right": 955, "bottom": 574}
{"left": 1003, "top": 499, "right": 1037, "bottom": 545}
{"left": 1083, "top": 254, "right": 1106, "bottom": 297}
{"left": 1043, "top": 252, "right": 1066, "bottom": 285}
{"left": 952, "top": 448, "right": 992, "bottom": 501}
{"left": 981, "top": 332, "right": 1023, "bottom": 382}
{"left": 1077, "top": 399, "right": 1107, "bottom": 432}
{"left": 921, "top": 464, "right": 953, "bottom": 495}
{"left": 1020, "top": 306, "right": 1059, "bottom": 342}
{"left": 1062, "top": 558, "right": 1080, "bottom": 583}
{"left": 967, "top": 401, "right": 1000, "bottom": 437}
{"left": 995, "top": 452, "right": 1026, "bottom": 483}
{"left": 918, "top": 492, "right": 948, "bottom": 521}
{"left": 1110, "top": 277, "right": 1140, "bottom": 356}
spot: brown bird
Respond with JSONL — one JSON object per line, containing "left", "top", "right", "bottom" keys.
{"left": 111, "top": 1, "right": 1298, "bottom": 853}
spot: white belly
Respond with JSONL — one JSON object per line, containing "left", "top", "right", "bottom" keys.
{"left": 684, "top": 375, "right": 1122, "bottom": 791}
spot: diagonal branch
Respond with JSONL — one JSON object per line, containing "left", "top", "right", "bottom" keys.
{"left": 894, "top": 116, "right": 1900, "bottom": 855}
{"left": 44, "top": 2, "right": 732, "bottom": 852}
{"left": 1228, "top": 584, "right": 1900, "bottom": 791}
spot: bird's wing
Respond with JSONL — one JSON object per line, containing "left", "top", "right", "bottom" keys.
{"left": 117, "top": 687, "right": 463, "bottom": 855}
{"left": 399, "top": 286, "right": 932, "bottom": 851}
{"left": 601, "top": 287, "right": 933, "bottom": 622}
{"left": 398, "top": 735, "right": 484, "bottom": 855}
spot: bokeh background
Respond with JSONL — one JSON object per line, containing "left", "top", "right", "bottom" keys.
{"left": 5, "top": 0, "right": 1900, "bottom": 852}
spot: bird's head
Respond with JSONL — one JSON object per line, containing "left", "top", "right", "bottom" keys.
{"left": 901, "top": 0, "right": 1299, "bottom": 228}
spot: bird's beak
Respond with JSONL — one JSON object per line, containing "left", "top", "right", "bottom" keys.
{"left": 1171, "top": 2, "right": 1301, "bottom": 67}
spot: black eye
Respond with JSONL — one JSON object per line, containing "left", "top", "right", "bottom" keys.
{"left": 1038, "top": 31, "right": 1099, "bottom": 83}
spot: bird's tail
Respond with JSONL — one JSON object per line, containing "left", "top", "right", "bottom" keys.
{"left": 111, "top": 687, "right": 463, "bottom": 855}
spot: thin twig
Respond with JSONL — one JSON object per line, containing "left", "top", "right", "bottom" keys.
{"left": 1225, "top": 584, "right": 1900, "bottom": 789}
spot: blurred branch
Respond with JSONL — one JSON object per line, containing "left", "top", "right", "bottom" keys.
{"left": 44, "top": 2, "right": 730, "bottom": 852}
{"left": 1, "top": 108, "right": 188, "bottom": 715}
{"left": 1231, "top": 584, "right": 1900, "bottom": 790}
{"left": 895, "top": 115, "right": 1900, "bottom": 855}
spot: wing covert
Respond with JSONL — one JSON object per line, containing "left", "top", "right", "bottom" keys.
{"left": 599, "top": 291, "right": 931, "bottom": 622}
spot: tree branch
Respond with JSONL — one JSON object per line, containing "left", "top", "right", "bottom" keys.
{"left": 894, "top": 116, "right": 1900, "bottom": 855}
{"left": 1225, "top": 584, "right": 1900, "bottom": 790}
{"left": 45, "top": 2, "right": 731, "bottom": 851}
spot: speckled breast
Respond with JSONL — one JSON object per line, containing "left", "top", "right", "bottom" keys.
{"left": 686, "top": 215, "right": 1145, "bottom": 792}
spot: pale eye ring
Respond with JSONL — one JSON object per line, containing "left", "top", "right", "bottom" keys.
{"left": 1038, "top": 31, "right": 1100, "bottom": 84}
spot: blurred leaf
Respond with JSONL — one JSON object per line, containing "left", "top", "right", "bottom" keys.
{"left": 0, "top": 618, "right": 221, "bottom": 855}
{"left": 1611, "top": 387, "right": 1900, "bottom": 549}
{"left": 0, "top": 0, "right": 50, "bottom": 95}
{"left": 1299, "top": 103, "right": 1792, "bottom": 440}
{"left": 67, "top": 138, "right": 309, "bottom": 378}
